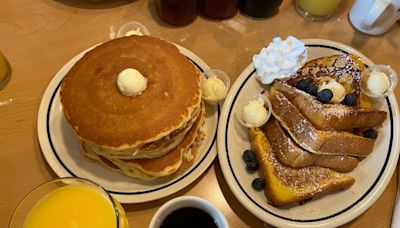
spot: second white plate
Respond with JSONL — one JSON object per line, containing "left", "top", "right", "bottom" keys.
{"left": 217, "top": 39, "right": 400, "bottom": 227}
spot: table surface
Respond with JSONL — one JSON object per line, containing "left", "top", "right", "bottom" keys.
{"left": 1, "top": 0, "right": 399, "bottom": 227}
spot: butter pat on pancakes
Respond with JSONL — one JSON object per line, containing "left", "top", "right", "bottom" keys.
{"left": 59, "top": 36, "right": 204, "bottom": 180}
{"left": 117, "top": 68, "right": 147, "bottom": 96}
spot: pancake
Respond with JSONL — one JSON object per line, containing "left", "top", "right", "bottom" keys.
{"left": 60, "top": 36, "right": 202, "bottom": 152}
{"left": 84, "top": 105, "right": 201, "bottom": 159}
{"left": 82, "top": 104, "right": 205, "bottom": 180}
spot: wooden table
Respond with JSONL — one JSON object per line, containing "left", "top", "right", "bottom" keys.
{"left": 1, "top": 0, "right": 399, "bottom": 227}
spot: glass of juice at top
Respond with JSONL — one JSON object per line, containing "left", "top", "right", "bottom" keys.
{"left": 295, "top": 0, "right": 342, "bottom": 21}
{"left": 9, "top": 177, "right": 128, "bottom": 228}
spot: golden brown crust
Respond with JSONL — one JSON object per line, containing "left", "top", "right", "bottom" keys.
{"left": 60, "top": 36, "right": 201, "bottom": 149}
{"left": 287, "top": 54, "right": 363, "bottom": 96}
{"left": 273, "top": 82, "right": 387, "bottom": 130}
{"left": 249, "top": 127, "right": 355, "bottom": 207}
{"left": 125, "top": 105, "right": 205, "bottom": 173}
{"left": 264, "top": 118, "right": 359, "bottom": 172}
{"left": 269, "top": 89, "right": 375, "bottom": 156}
{"left": 81, "top": 104, "right": 205, "bottom": 180}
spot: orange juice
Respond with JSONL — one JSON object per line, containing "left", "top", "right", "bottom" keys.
{"left": 23, "top": 185, "right": 118, "bottom": 228}
{"left": 297, "top": 0, "right": 342, "bottom": 17}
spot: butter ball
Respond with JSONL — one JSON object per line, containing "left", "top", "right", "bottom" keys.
{"left": 242, "top": 98, "right": 268, "bottom": 127}
{"left": 201, "top": 76, "right": 227, "bottom": 99}
{"left": 318, "top": 78, "right": 346, "bottom": 103}
{"left": 117, "top": 68, "right": 147, "bottom": 96}
{"left": 367, "top": 70, "right": 390, "bottom": 95}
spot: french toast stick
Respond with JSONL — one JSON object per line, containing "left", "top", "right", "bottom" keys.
{"left": 273, "top": 82, "right": 387, "bottom": 130}
{"left": 269, "top": 89, "right": 375, "bottom": 156}
{"left": 264, "top": 117, "right": 359, "bottom": 172}
{"left": 287, "top": 54, "right": 364, "bottom": 96}
{"left": 249, "top": 127, "right": 355, "bottom": 206}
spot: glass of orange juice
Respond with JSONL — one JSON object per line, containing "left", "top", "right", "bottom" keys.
{"left": 295, "top": 0, "right": 342, "bottom": 21}
{"left": 0, "top": 51, "right": 11, "bottom": 90}
{"left": 9, "top": 177, "right": 129, "bottom": 228}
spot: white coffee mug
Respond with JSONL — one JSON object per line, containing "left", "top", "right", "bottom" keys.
{"left": 349, "top": 0, "right": 400, "bottom": 35}
{"left": 149, "top": 196, "right": 229, "bottom": 228}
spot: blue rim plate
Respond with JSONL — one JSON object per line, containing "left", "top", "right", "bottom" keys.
{"left": 217, "top": 39, "right": 400, "bottom": 227}
{"left": 37, "top": 43, "right": 220, "bottom": 204}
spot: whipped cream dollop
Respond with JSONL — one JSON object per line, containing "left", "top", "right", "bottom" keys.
{"left": 201, "top": 76, "right": 227, "bottom": 99}
{"left": 367, "top": 70, "right": 390, "bottom": 96}
{"left": 253, "top": 36, "right": 307, "bottom": 84}
{"left": 318, "top": 78, "right": 346, "bottom": 103}
{"left": 242, "top": 98, "right": 268, "bottom": 127}
{"left": 117, "top": 68, "right": 147, "bottom": 96}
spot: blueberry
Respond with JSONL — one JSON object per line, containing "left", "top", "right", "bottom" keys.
{"left": 246, "top": 161, "right": 259, "bottom": 172}
{"left": 363, "top": 129, "right": 378, "bottom": 139}
{"left": 342, "top": 93, "right": 357, "bottom": 106}
{"left": 252, "top": 178, "right": 266, "bottom": 190}
{"left": 316, "top": 89, "right": 333, "bottom": 103}
{"left": 242, "top": 149, "right": 256, "bottom": 163}
{"left": 296, "top": 79, "right": 309, "bottom": 91}
{"left": 305, "top": 83, "right": 318, "bottom": 96}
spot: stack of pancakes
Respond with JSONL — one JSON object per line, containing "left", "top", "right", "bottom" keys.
{"left": 60, "top": 36, "right": 205, "bottom": 180}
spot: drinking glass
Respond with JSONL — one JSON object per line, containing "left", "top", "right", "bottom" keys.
{"left": 239, "top": 0, "right": 283, "bottom": 18}
{"left": 10, "top": 177, "right": 128, "bottom": 228}
{"left": 295, "top": 0, "right": 342, "bottom": 21}
{"left": 199, "top": 0, "right": 239, "bottom": 20}
{"left": 155, "top": 0, "right": 198, "bottom": 26}
{"left": 0, "top": 51, "right": 11, "bottom": 90}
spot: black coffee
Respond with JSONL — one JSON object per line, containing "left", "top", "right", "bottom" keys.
{"left": 160, "top": 207, "right": 218, "bottom": 228}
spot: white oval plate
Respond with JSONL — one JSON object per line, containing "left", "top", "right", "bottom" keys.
{"left": 217, "top": 39, "right": 400, "bottom": 227}
{"left": 37, "top": 44, "right": 219, "bottom": 204}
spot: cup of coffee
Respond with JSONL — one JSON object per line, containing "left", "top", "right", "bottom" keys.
{"left": 149, "top": 196, "right": 229, "bottom": 228}
{"left": 349, "top": 0, "right": 400, "bottom": 35}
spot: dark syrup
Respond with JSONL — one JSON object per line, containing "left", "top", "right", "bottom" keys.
{"left": 160, "top": 207, "right": 218, "bottom": 228}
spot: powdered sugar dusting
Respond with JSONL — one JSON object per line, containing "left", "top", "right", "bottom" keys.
{"left": 267, "top": 144, "right": 341, "bottom": 191}
{"left": 288, "top": 54, "right": 362, "bottom": 96}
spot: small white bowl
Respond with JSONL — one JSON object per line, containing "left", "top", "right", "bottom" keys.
{"left": 149, "top": 196, "right": 229, "bottom": 228}
{"left": 236, "top": 93, "right": 272, "bottom": 128}
{"left": 201, "top": 69, "right": 230, "bottom": 106}
{"left": 360, "top": 64, "right": 397, "bottom": 98}
{"left": 117, "top": 21, "right": 150, "bottom": 38}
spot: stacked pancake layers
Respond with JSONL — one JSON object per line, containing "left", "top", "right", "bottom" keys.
{"left": 60, "top": 36, "right": 205, "bottom": 180}
{"left": 249, "top": 54, "right": 387, "bottom": 206}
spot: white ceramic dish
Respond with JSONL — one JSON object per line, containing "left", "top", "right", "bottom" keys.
{"left": 37, "top": 44, "right": 219, "bottom": 204}
{"left": 149, "top": 196, "right": 229, "bottom": 228}
{"left": 217, "top": 39, "right": 400, "bottom": 227}
{"left": 235, "top": 93, "right": 272, "bottom": 128}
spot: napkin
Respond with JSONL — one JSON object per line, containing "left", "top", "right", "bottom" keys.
{"left": 391, "top": 163, "right": 400, "bottom": 228}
